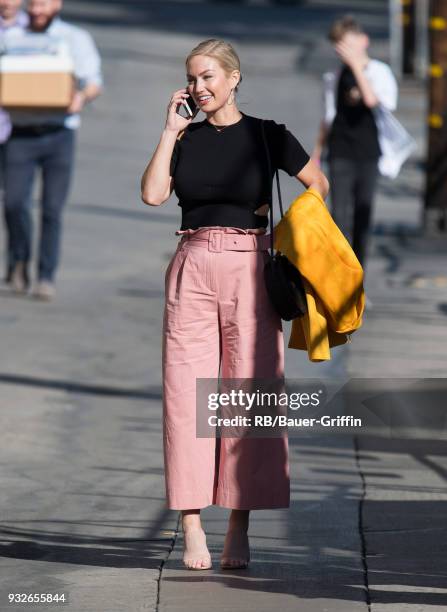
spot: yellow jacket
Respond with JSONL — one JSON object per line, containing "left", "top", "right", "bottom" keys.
{"left": 274, "top": 188, "right": 365, "bottom": 362}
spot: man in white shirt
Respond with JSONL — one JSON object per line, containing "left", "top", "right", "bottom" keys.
{"left": 312, "top": 15, "right": 398, "bottom": 270}
{"left": 4, "top": 0, "right": 102, "bottom": 299}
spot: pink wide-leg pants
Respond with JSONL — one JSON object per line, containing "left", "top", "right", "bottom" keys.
{"left": 162, "top": 226, "right": 290, "bottom": 510}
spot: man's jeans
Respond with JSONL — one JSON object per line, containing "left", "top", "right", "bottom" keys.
{"left": 4, "top": 127, "right": 75, "bottom": 282}
{"left": 328, "top": 157, "right": 379, "bottom": 269}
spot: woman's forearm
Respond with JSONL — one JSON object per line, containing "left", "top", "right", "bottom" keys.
{"left": 309, "top": 175, "right": 330, "bottom": 200}
{"left": 141, "top": 129, "right": 179, "bottom": 205}
{"left": 297, "top": 158, "right": 330, "bottom": 200}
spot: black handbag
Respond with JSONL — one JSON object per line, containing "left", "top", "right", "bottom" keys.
{"left": 261, "top": 120, "right": 308, "bottom": 321}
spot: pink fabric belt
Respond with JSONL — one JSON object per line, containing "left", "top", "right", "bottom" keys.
{"left": 177, "top": 228, "right": 271, "bottom": 253}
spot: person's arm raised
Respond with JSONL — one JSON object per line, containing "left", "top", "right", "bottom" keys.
{"left": 334, "top": 42, "right": 379, "bottom": 108}
{"left": 141, "top": 129, "right": 178, "bottom": 206}
{"left": 141, "top": 88, "right": 193, "bottom": 206}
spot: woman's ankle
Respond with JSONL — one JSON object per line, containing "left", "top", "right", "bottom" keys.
{"left": 228, "top": 509, "right": 250, "bottom": 532}
{"left": 181, "top": 509, "right": 202, "bottom": 531}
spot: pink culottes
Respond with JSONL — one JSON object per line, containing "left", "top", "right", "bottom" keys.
{"left": 162, "top": 226, "right": 290, "bottom": 510}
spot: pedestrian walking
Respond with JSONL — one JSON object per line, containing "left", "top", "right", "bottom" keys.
{"left": 4, "top": 0, "right": 102, "bottom": 300}
{"left": 312, "top": 15, "right": 398, "bottom": 270}
{"left": 141, "top": 39, "right": 329, "bottom": 571}
{"left": 0, "top": 0, "right": 28, "bottom": 283}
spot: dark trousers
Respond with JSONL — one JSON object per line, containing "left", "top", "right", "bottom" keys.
{"left": 4, "top": 127, "right": 76, "bottom": 282}
{"left": 328, "top": 158, "right": 379, "bottom": 268}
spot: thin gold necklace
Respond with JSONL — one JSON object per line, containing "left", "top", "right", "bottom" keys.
{"left": 208, "top": 115, "right": 243, "bottom": 133}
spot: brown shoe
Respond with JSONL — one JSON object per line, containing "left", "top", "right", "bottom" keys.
{"left": 10, "top": 262, "right": 30, "bottom": 294}
{"left": 34, "top": 281, "right": 55, "bottom": 301}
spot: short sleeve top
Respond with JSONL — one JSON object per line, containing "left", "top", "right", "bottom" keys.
{"left": 327, "top": 65, "right": 381, "bottom": 160}
{"left": 169, "top": 113, "right": 310, "bottom": 230}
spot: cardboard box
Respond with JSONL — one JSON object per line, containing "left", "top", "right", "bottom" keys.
{"left": 0, "top": 52, "right": 74, "bottom": 110}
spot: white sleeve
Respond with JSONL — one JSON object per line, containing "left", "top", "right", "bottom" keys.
{"left": 322, "top": 71, "right": 337, "bottom": 126}
{"left": 368, "top": 63, "right": 398, "bottom": 112}
{"left": 72, "top": 29, "right": 103, "bottom": 88}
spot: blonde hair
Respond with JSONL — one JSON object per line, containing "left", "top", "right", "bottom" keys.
{"left": 185, "top": 39, "right": 242, "bottom": 92}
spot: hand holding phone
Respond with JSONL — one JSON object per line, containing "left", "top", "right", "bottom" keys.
{"left": 176, "top": 94, "right": 198, "bottom": 119}
{"left": 166, "top": 88, "right": 198, "bottom": 133}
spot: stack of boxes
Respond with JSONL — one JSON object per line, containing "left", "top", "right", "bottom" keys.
{"left": 0, "top": 33, "right": 74, "bottom": 110}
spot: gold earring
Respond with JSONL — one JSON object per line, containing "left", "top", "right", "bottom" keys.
{"left": 227, "top": 88, "right": 234, "bottom": 106}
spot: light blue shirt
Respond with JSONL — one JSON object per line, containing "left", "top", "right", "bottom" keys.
{"left": 0, "top": 10, "right": 28, "bottom": 142}
{"left": 7, "top": 16, "right": 103, "bottom": 130}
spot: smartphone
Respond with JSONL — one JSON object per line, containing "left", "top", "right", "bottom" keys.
{"left": 176, "top": 94, "right": 197, "bottom": 119}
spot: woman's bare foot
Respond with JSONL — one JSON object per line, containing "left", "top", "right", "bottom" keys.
{"left": 220, "top": 509, "right": 250, "bottom": 569}
{"left": 182, "top": 510, "right": 212, "bottom": 570}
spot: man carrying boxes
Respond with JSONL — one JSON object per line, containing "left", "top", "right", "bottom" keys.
{"left": 1, "top": 0, "right": 102, "bottom": 300}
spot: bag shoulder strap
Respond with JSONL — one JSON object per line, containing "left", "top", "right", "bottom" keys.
{"left": 260, "top": 119, "right": 284, "bottom": 256}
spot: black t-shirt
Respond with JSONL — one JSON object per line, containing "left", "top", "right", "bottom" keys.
{"left": 327, "top": 65, "right": 381, "bottom": 160}
{"left": 170, "top": 113, "right": 310, "bottom": 230}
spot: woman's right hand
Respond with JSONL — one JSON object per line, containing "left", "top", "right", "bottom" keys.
{"left": 165, "top": 88, "right": 196, "bottom": 133}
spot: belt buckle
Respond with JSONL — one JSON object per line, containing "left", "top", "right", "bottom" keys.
{"left": 209, "top": 230, "right": 223, "bottom": 252}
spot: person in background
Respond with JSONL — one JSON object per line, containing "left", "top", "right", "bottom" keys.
{"left": 312, "top": 15, "right": 397, "bottom": 271}
{"left": 3, "top": 0, "right": 102, "bottom": 300}
{"left": 0, "top": 0, "right": 28, "bottom": 283}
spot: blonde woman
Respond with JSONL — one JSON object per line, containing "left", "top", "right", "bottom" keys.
{"left": 141, "top": 39, "right": 329, "bottom": 571}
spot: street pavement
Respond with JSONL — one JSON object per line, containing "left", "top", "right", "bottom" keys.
{"left": 0, "top": 1, "right": 446, "bottom": 611}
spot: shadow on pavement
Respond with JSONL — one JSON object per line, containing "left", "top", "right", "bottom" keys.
{"left": 0, "top": 373, "right": 162, "bottom": 400}
{"left": 0, "top": 514, "right": 178, "bottom": 570}
{"left": 360, "top": 435, "right": 447, "bottom": 608}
